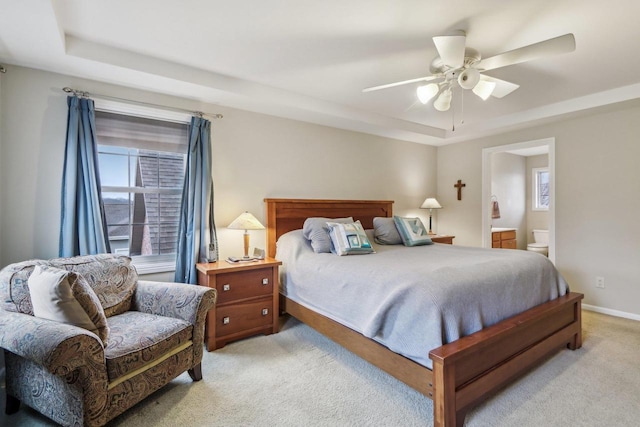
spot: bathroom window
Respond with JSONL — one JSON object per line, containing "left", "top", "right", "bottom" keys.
{"left": 533, "top": 167, "right": 549, "bottom": 211}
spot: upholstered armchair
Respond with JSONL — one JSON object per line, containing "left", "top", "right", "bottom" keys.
{"left": 0, "top": 254, "right": 216, "bottom": 426}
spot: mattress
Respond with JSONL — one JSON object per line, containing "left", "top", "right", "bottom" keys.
{"left": 276, "top": 229, "right": 569, "bottom": 369}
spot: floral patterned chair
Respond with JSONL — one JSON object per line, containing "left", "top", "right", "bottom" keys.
{"left": 0, "top": 254, "right": 216, "bottom": 426}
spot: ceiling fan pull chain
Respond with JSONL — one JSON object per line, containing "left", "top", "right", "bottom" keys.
{"left": 460, "top": 88, "right": 465, "bottom": 125}
{"left": 452, "top": 103, "right": 455, "bottom": 132}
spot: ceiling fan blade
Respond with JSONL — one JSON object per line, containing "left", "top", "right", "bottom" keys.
{"left": 432, "top": 32, "right": 466, "bottom": 69}
{"left": 477, "top": 33, "right": 575, "bottom": 72}
{"left": 478, "top": 75, "right": 520, "bottom": 98}
{"left": 362, "top": 75, "right": 440, "bottom": 92}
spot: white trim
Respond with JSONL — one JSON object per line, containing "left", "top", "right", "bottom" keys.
{"left": 94, "top": 98, "right": 192, "bottom": 124}
{"left": 131, "top": 255, "right": 176, "bottom": 275}
{"left": 583, "top": 304, "right": 640, "bottom": 322}
{"left": 482, "top": 137, "right": 556, "bottom": 263}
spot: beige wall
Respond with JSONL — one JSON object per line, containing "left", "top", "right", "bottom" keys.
{"left": 0, "top": 65, "right": 437, "bottom": 277}
{"left": 526, "top": 154, "right": 550, "bottom": 243}
{"left": 2, "top": 64, "right": 638, "bottom": 317}
{"left": 437, "top": 103, "right": 640, "bottom": 317}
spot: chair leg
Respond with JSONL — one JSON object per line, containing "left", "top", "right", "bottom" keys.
{"left": 6, "top": 394, "right": 20, "bottom": 414}
{"left": 188, "top": 363, "right": 203, "bottom": 381}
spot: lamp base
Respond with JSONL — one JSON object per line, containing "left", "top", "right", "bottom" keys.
{"left": 428, "top": 213, "right": 436, "bottom": 235}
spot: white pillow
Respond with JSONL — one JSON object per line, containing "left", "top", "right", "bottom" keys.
{"left": 28, "top": 265, "right": 109, "bottom": 344}
{"left": 326, "top": 220, "right": 375, "bottom": 256}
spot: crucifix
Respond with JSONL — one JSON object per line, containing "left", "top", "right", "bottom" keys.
{"left": 454, "top": 179, "right": 466, "bottom": 200}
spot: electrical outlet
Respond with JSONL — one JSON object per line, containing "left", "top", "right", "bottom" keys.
{"left": 596, "top": 276, "right": 605, "bottom": 289}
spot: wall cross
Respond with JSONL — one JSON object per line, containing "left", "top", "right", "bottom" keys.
{"left": 454, "top": 179, "right": 466, "bottom": 200}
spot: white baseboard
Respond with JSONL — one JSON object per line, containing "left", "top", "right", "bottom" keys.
{"left": 582, "top": 304, "right": 640, "bottom": 322}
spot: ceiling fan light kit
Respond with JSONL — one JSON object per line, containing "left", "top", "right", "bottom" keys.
{"left": 433, "top": 88, "right": 453, "bottom": 112}
{"left": 417, "top": 83, "right": 440, "bottom": 104}
{"left": 472, "top": 79, "right": 497, "bottom": 101}
{"left": 363, "top": 32, "right": 575, "bottom": 114}
{"left": 457, "top": 68, "right": 481, "bottom": 90}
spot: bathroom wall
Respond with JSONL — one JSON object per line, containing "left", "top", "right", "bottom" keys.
{"left": 526, "top": 154, "right": 550, "bottom": 244}
{"left": 490, "top": 152, "right": 527, "bottom": 249}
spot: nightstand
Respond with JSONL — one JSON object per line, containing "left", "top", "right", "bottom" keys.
{"left": 430, "top": 234, "right": 455, "bottom": 244}
{"left": 196, "top": 257, "right": 282, "bottom": 351}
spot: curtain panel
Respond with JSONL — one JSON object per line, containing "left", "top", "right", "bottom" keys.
{"left": 174, "top": 117, "right": 217, "bottom": 284}
{"left": 59, "top": 96, "right": 111, "bottom": 256}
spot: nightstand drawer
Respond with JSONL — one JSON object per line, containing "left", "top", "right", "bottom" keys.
{"left": 216, "top": 268, "right": 273, "bottom": 304}
{"left": 216, "top": 298, "right": 273, "bottom": 337}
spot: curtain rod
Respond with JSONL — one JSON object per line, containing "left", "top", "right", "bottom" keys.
{"left": 62, "top": 87, "right": 223, "bottom": 119}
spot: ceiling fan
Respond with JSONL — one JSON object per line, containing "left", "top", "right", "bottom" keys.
{"left": 363, "top": 31, "right": 576, "bottom": 112}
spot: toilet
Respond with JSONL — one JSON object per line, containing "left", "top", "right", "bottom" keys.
{"left": 527, "top": 229, "right": 549, "bottom": 256}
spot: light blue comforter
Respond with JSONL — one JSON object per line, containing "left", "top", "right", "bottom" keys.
{"left": 277, "top": 230, "right": 568, "bottom": 369}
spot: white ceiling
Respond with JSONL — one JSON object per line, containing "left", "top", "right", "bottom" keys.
{"left": 2, "top": 0, "right": 640, "bottom": 146}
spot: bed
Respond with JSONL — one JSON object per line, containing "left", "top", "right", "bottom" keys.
{"left": 265, "top": 198, "right": 583, "bottom": 427}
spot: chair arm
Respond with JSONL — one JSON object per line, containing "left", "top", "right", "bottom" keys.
{"left": 133, "top": 280, "right": 216, "bottom": 325}
{"left": 0, "top": 310, "right": 104, "bottom": 376}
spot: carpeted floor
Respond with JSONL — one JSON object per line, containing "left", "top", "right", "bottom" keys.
{"left": 2, "top": 310, "right": 639, "bottom": 426}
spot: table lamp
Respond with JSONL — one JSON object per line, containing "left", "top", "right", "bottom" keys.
{"left": 227, "top": 211, "right": 265, "bottom": 259}
{"left": 420, "top": 197, "right": 442, "bottom": 235}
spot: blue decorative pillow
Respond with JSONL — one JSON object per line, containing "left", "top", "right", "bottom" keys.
{"left": 393, "top": 216, "right": 433, "bottom": 246}
{"left": 303, "top": 217, "right": 354, "bottom": 253}
{"left": 373, "top": 217, "right": 402, "bottom": 245}
{"left": 326, "top": 221, "right": 375, "bottom": 256}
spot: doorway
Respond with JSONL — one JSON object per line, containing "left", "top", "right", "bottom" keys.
{"left": 481, "top": 138, "right": 556, "bottom": 263}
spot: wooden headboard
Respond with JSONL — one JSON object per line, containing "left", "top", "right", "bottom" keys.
{"left": 264, "top": 198, "right": 394, "bottom": 258}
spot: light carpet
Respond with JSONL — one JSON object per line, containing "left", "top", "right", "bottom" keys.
{"left": 2, "top": 310, "right": 639, "bottom": 426}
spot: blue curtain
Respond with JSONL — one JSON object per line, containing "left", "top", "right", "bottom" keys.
{"left": 59, "top": 96, "right": 111, "bottom": 257}
{"left": 175, "top": 117, "right": 217, "bottom": 284}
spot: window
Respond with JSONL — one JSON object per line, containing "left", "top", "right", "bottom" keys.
{"left": 533, "top": 167, "right": 549, "bottom": 210}
{"left": 95, "top": 109, "right": 189, "bottom": 273}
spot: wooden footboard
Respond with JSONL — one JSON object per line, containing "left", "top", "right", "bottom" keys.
{"left": 429, "top": 292, "right": 583, "bottom": 426}
{"left": 282, "top": 292, "right": 583, "bottom": 427}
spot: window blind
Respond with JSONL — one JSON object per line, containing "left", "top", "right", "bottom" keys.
{"left": 95, "top": 111, "right": 189, "bottom": 154}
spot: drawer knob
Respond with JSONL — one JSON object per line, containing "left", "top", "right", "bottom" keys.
{"left": 262, "top": 308, "right": 269, "bottom": 316}
{"left": 262, "top": 278, "right": 269, "bottom": 285}
{"left": 223, "top": 316, "right": 230, "bottom": 325}
{"left": 223, "top": 284, "right": 231, "bottom": 291}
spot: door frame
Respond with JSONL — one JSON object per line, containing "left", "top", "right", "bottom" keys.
{"left": 481, "top": 137, "right": 556, "bottom": 263}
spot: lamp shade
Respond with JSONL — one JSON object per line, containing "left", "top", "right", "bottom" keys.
{"left": 458, "top": 68, "right": 481, "bottom": 90}
{"left": 420, "top": 198, "right": 442, "bottom": 210}
{"left": 433, "top": 88, "right": 452, "bottom": 111}
{"left": 227, "top": 212, "right": 265, "bottom": 230}
{"left": 417, "top": 83, "right": 440, "bottom": 104}
{"left": 472, "top": 79, "right": 496, "bottom": 101}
